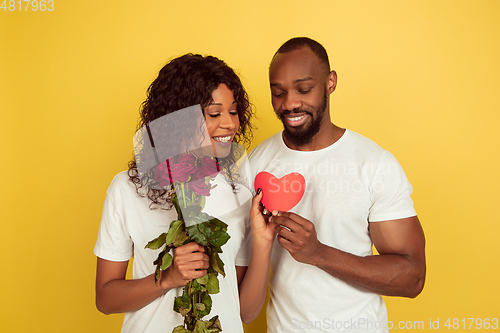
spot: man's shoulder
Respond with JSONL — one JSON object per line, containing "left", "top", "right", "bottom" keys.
{"left": 345, "top": 129, "right": 384, "bottom": 152}
{"left": 344, "top": 130, "right": 408, "bottom": 179}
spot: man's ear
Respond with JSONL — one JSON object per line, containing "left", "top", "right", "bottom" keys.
{"left": 327, "top": 70, "right": 337, "bottom": 94}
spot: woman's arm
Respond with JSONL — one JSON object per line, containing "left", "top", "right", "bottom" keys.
{"left": 237, "top": 191, "right": 276, "bottom": 323}
{"left": 95, "top": 242, "right": 209, "bottom": 314}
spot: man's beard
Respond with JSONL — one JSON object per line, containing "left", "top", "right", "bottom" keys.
{"left": 280, "top": 88, "right": 328, "bottom": 147}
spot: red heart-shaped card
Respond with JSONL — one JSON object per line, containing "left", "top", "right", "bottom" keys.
{"left": 254, "top": 171, "right": 306, "bottom": 212}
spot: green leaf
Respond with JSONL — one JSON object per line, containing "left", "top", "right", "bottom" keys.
{"left": 208, "top": 230, "right": 230, "bottom": 247}
{"left": 161, "top": 252, "right": 173, "bottom": 270}
{"left": 165, "top": 220, "right": 184, "bottom": 245}
{"left": 215, "top": 253, "right": 225, "bottom": 276}
{"left": 181, "top": 287, "right": 191, "bottom": 302}
{"left": 210, "top": 218, "right": 228, "bottom": 232}
{"left": 210, "top": 252, "right": 225, "bottom": 277}
{"left": 192, "top": 278, "right": 206, "bottom": 293}
{"left": 172, "top": 326, "right": 189, "bottom": 333}
{"left": 173, "top": 230, "right": 190, "bottom": 247}
{"left": 186, "top": 225, "right": 209, "bottom": 246}
{"left": 154, "top": 265, "right": 161, "bottom": 284}
{"left": 198, "top": 212, "right": 213, "bottom": 222}
{"left": 144, "top": 233, "right": 167, "bottom": 250}
{"left": 203, "top": 318, "right": 222, "bottom": 332}
{"left": 195, "top": 274, "right": 209, "bottom": 286}
{"left": 171, "top": 193, "right": 183, "bottom": 220}
{"left": 206, "top": 273, "right": 220, "bottom": 294}
{"left": 184, "top": 209, "right": 213, "bottom": 227}
{"left": 195, "top": 303, "right": 205, "bottom": 311}
{"left": 184, "top": 205, "right": 202, "bottom": 217}
{"left": 198, "top": 221, "right": 212, "bottom": 236}
{"left": 153, "top": 249, "right": 168, "bottom": 284}
{"left": 194, "top": 320, "right": 205, "bottom": 333}
{"left": 209, "top": 315, "right": 222, "bottom": 331}
{"left": 173, "top": 296, "right": 183, "bottom": 313}
{"left": 174, "top": 288, "right": 191, "bottom": 313}
{"left": 185, "top": 215, "right": 204, "bottom": 227}
{"left": 210, "top": 246, "right": 222, "bottom": 253}
{"left": 199, "top": 292, "right": 212, "bottom": 317}
{"left": 179, "top": 304, "right": 192, "bottom": 317}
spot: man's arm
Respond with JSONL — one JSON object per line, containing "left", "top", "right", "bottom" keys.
{"left": 270, "top": 213, "right": 425, "bottom": 298}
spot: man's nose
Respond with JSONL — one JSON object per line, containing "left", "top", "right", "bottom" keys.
{"left": 282, "top": 92, "right": 301, "bottom": 111}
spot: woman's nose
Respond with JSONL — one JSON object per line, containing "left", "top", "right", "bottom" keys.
{"left": 220, "top": 113, "right": 237, "bottom": 130}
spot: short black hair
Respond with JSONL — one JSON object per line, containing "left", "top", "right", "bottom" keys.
{"left": 274, "top": 37, "right": 330, "bottom": 72}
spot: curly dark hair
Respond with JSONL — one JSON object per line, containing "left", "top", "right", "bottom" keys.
{"left": 128, "top": 54, "right": 254, "bottom": 207}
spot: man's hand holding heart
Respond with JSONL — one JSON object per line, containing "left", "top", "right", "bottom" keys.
{"left": 254, "top": 171, "right": 322, "bottom": 264}
{"left": 269, "top": 210, "right": 323, "bottom": 265}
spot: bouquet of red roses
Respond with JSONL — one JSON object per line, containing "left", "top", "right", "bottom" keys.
{"left": 145, "top": 154, "right": 230, "bottom": 333}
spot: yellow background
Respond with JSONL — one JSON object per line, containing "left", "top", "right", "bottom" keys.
{"left": 1, "top": 1, "right": 499, "bottom": 332}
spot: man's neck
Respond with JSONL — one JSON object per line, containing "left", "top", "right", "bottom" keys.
{"left": 283, "top": 122, "right": 345, "bottom": 151}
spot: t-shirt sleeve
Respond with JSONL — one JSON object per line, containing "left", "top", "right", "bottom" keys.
{"left": 234, "top": 220, "right": 252, "bottom": 267}
{"left": 93, "top": 181, "right": 134, "bottom": 261}
{"left": 234, "top": 155, "right": 254, "bottom": 267}
{"left": 368, "top": 150, "right": 417, "bottom": 222}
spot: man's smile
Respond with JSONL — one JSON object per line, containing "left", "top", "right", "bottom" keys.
{"left": 283, "top": 112, "right": 309, "bottom": 127}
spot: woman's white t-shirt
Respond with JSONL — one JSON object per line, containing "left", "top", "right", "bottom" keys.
{"left": 94, "top": 171, "right": 252, "bottom": 333}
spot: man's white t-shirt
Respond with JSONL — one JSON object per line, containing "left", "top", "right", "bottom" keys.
{"left": 94, "top": 171, "right": 252, "bottom": 333}
{"left": 248, "top": 129, "right": 417, "bottom": 333}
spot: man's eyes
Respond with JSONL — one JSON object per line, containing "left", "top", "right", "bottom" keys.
{"left": 272, "top": 91, "right": 284, "bottom": 97}
{"left": 298, "top": 88, "right": 312, "bottom": 94}
{"left": 272, "top": 88, "right": 312, "bottom": 97}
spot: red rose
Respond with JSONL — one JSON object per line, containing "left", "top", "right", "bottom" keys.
{"left": 177, "top": 154, "right": 196, "bottom": 165}
{"left": 169, "top": 162, "right": 195, "bottom": 183}
{"left": 154, "top": 160, "right": 172, "bottom": 188}
{"left": 190, "top": 177, "right": 211, "bottom": 196}
{"left": 154, "top": 154, "right": 219, "bottom": 193}
{"left": 154, "top": 154, "right": 199, "bottom": 186}
{"left": 194, "top": 157, "right": 219, "bottom": 180}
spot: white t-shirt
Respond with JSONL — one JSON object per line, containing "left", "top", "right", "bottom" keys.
{"left": 94, "top": 171, "right": 252, "bottom": 333}
{"left": 248, "top": 129, "right": 417, "bottom": 333}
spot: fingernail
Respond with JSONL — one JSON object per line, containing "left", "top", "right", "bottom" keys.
{"left": 256, "top": 188, "right": 262, "bottom": 195}
{"left": 272, "top": 210, "right": 279, "bottom": 216}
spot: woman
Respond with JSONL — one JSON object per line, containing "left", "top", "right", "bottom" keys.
{"left": 94, "top": 54, "right": 275, "bottom": 332}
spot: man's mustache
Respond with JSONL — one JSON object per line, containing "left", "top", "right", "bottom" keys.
{"left": 280, "top": 108, "right": 312, "bottom": 117}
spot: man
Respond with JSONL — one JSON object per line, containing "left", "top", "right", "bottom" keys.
{"left": 248, "top": 37, "right": 426, "bottom": 333}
